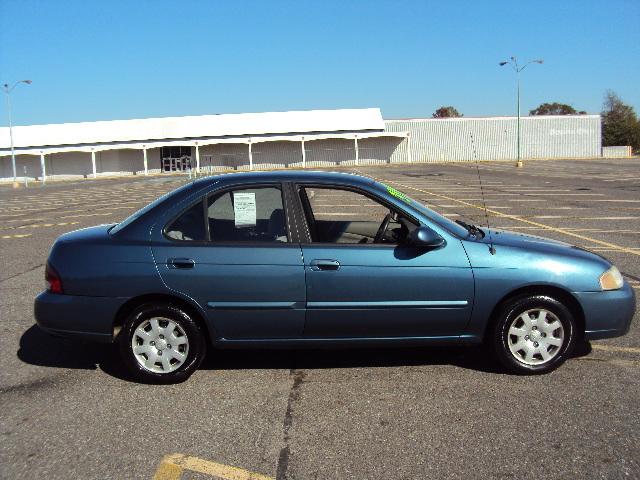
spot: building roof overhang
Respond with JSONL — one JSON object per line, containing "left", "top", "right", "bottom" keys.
{"left": 0, "top": 107, "right": 385, "bottom": 151}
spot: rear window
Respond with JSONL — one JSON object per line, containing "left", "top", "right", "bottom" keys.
{"left": 110, "top": 182, "right": 198, "bottom": 235}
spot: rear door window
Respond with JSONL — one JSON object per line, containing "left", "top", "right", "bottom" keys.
{"left": 207, "top": 186, "right": 288, "bottom": 242}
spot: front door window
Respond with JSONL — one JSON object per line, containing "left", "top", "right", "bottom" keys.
{"left": 299, "top": 186, "right": 417, "bottom": 244}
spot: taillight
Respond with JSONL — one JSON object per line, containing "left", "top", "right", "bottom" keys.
{"left": 45, "top": 263, "right": 63, "bottom": 294}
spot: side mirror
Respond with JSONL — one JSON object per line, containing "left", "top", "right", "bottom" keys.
{"left": 408, "top": 226, "right": 445, "bottom": 248}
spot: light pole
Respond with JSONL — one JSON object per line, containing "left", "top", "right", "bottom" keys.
{"left": 499, "top": 57, "right": 543, "bottom": 167}
{"left": 3, "top": 80, "right": 32, "bottom": 182}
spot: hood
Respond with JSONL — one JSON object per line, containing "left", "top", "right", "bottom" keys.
{"left": 486, "top": 229, "right": 571, "bottom": 249}
{"left": 471, "top": 228, "right": 610, "bottom": 264}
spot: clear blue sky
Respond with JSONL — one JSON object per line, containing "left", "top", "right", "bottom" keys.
{"left": 1, "top": 0, "right": 638, "bottom": 126}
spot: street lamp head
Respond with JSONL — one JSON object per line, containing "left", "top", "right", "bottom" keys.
{"left": 499, "top": 61, "right": 508, "bottom": 66}
{"left": 534, "top": 59, "right": 544, "bottom": 64}
{"left": 21, "top": 80, "right": 32, "bottom": 84}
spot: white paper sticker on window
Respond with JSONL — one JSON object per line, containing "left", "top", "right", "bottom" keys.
{"left": 233, "top": 192, "right": 257, "bottom": 227}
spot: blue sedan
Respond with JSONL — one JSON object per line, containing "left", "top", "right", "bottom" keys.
{"left": 34, "top": 171, "right": 635, "bottom": 383}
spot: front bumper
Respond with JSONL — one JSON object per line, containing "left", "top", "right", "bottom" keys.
{"left": 34, "top": 291, "right": 128, "bottom": 343}
{"left": 574, "top": 282, "right": 636, "bottom": 340}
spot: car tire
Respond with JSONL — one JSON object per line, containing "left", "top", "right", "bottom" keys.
{"left": 119, "top": 303, "right": 206, "bottom": 384}
{"left": 491, "top": 295, "right": 576, "bottom": 374}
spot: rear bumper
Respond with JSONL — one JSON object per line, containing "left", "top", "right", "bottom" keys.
{"left": 34, "top": 291, "right": 128, "bottom": 343}
{"left": 574, "top": 283, "right": 636, "bottom": 340}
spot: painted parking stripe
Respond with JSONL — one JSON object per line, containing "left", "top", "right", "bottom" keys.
{"left": 1, "top": 233, "right": 32, "bottom": 239}
{"left": 0, "top": 221, "right": 80, "bottom": 231}
{"left": 59, "top": 212, "right": 114, "bottom": 219}
{"left": 529, "top": 216, "right": 638, "bottom": 220}
{"left": 575, "top": 357, "right": 640, "bottom": 368}
{"left": 592, "top": 344, "right": 640, "bottom": 354}
{"left": 153, "top": 453, "right": 274, "bottom": 480}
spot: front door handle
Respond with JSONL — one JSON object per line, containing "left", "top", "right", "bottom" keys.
{"left": 310, "top": 259, "right": 340, "bottom": 271}
{"left": 167, "top": 258, "right": 196, "bottom": 269}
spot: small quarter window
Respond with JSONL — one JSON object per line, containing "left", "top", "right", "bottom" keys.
{"left": 165, "top": 202, "right": 206, "bottom": 241}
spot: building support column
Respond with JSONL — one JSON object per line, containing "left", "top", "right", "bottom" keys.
{"left": 301, "top": 137, "right": 306, "bottom": 168}
{"left": 354, "top": 136, "right": 359, "bottom": 166}
{"left": 195, "top": 144, "right": 201, "bottom": 173}
{"left": 40, "top": 152, "right": 46, "bottom": 184}
{"left": 91, "top": 150, "right": 97, "bottom": 179}
{"left": 248, "top": 140, "right": 253, "bottom": 170}
{"left": 143, "top": 147, "right": 148, "bottom": 176}
{"left": 406, "top": 134, "right": 412, "bottom": 163}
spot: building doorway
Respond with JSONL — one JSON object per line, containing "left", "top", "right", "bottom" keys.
{"left": 161, "top": 146, "right": 192, "bottom": 172}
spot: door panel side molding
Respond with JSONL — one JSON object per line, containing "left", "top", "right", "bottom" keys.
{"left": 207, "top": 301, "right": 304, "bottom": 310}
{"left": 306, "top": 300, "right": 469, "bottom": 309}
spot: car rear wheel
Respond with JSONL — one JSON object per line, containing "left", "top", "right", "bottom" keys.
{"left": 119, "top": 303, "right": 206, "bottom": 384}
{"left": 491, "top": 295, "right": 576, "bottom": 374}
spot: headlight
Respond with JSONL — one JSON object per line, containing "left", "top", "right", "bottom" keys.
{"left": 599, "top": 266, "right": 624, "bottom": 291}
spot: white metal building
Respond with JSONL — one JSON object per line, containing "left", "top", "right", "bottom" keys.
{"left": 0, "top": 108, "right": 602, "bottom": 182}
{"left": 385, "top": 115, "right": 602, "bottom": 163}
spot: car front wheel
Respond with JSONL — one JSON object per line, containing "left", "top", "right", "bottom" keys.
{"left": 119, "top": 303, "right": 206, "bottom": 383}
{"left": 491, "top": 295, "right": 577, "bottom": 374}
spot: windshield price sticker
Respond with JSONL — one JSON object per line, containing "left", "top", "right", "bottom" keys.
{"left": 233, "top": 192, "right": 257, "bottom": 227}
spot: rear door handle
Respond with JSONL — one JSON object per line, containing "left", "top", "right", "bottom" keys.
{"left": 167, "top": 258, "right": 196, "bottom": 269}
{"left": 310, "top": 259, "right": 340, "bottom": 271}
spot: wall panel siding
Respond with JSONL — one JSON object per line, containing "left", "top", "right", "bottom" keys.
{"left": 307, "top": 139, "right": 355, "bottom": 166}
{"left": 200, "top": 143, "right": 250, "bottom": 171}
{"left": 252, "top": 141, "right": 301, "bottom": 168}
{"left": 602, "top": 146, "right": 633, "bottom": 158}
{"left": 385, "top": 115, "right": 601, "bottom": 163}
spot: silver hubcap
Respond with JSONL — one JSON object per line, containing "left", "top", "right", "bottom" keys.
{"left": 131, "top": 317, "right": 189, "bottom": 374}
{"left": 507, "top": 308, "right": 564, "bottom": 366}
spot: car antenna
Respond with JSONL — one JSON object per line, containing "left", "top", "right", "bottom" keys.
{"left": 469, "top": 132, "right": 496, "bottom": 255}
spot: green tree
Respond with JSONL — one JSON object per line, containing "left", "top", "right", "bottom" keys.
{"left": 601, "top": 91, "right": 640, "bottom": 151}
{"left": 432, "top": 106, "right": 463, "bottom": 118}
{"left": 529, "top": 102, "right": 579, "bottom": 115}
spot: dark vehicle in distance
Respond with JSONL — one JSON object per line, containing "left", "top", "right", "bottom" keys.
{"left": 35, "top": 171, "right": 635, "bottom": 383}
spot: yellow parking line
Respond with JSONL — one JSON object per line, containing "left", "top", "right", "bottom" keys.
{"left": 592, "top": 344, "right": 640, "bottom": 354}
{"left": 153, "top": 453, "right": 274, "bottom": 480}
{"left": 376, "top": 177, "right": 640, "bottom": 257}
{"left": 0, "top": 221, "right": 80, "bottom": 231}
{"left": 59, "top": 212, "right": 114, "bottom": 219}
{"left": 574, "top": 357, "right": 639, "bottom": 367}
{"left": 1, "top": 233, "right": 32, "bottom": 239}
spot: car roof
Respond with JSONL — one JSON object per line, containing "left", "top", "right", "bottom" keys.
{"left": 193, "top": 169, "right": 377, "bottom": 188}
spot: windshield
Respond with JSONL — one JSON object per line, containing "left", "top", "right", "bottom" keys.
{"left": 375, "top": 182, "right": 469, "bottom": 237}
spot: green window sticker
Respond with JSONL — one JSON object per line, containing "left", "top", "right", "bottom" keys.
{"left": 384, "top": 184, "right": 409, "bottom": 203}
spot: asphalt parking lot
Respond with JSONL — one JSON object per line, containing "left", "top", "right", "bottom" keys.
{"left": 1, "top": 158, "right": 639, "bottom": 479}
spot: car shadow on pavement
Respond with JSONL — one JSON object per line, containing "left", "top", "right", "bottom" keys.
{"left": 18, "top": 325, "right": 594, "bottom": 382}
{"left": 203, "top": 345, "right": 504, "bottom": 374}
{"left": 17, "top": 325, "right": 133, "bottom": 381}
